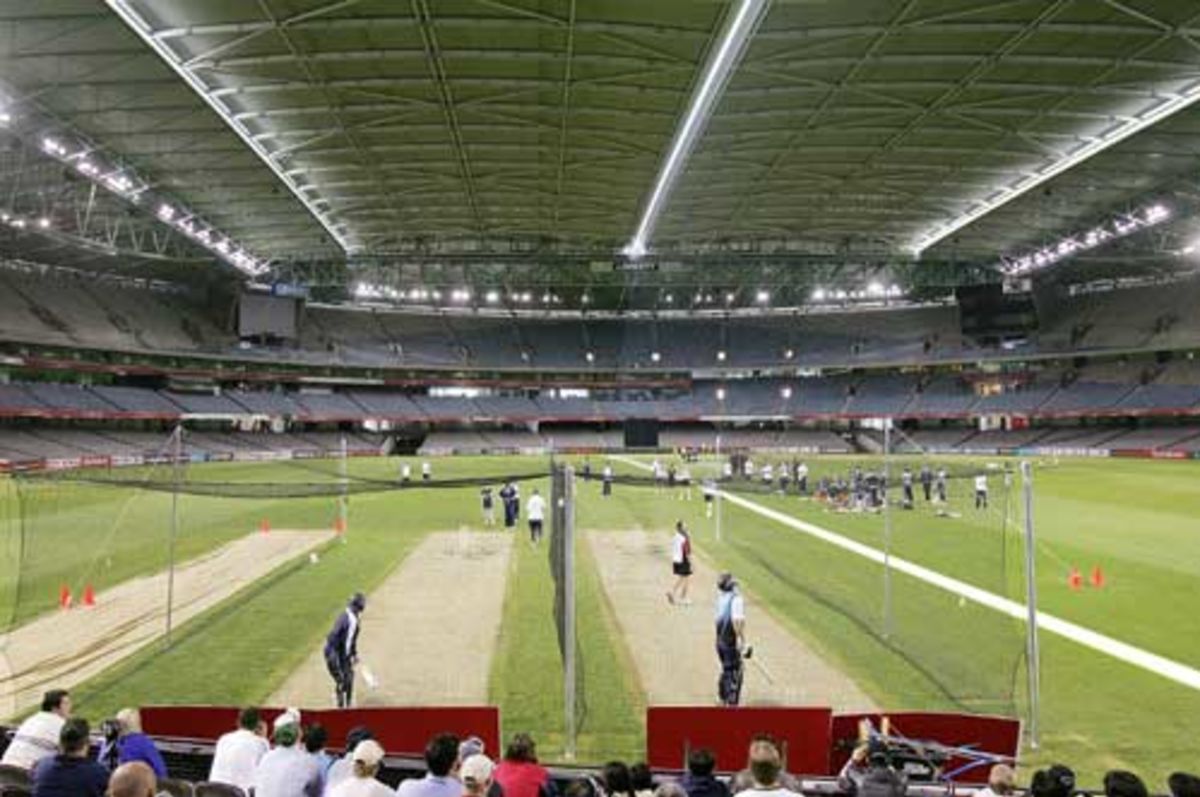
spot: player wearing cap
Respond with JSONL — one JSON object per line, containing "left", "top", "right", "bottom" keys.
{"left": 666, "top": 521, "right": 693, "bottom": 606}
{"left": 715, "top": 572, "right": 747, "bottom": 706}
{"left": 324, "top": 593, "right": 366, "bottom": 708}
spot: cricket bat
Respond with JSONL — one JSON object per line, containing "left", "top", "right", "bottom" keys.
{"left": 361, "top": 663, "right": 379, "bottom": 690}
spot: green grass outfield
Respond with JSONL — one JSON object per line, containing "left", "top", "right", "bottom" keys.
{"left": 2, "top": 453, "right": 1198, "bottom": 783}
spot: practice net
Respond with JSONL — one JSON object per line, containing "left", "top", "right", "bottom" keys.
{"left": 595, "top": 444, "right": 1029, "bottom": 719}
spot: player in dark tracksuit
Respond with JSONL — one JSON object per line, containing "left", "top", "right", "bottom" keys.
{"left": 324, "top": 592, "right": 365, "bottom": 708}
{"left": 920, "top": 465, "right": 933, "bottom": 502}
{"left": 715, "top": 572, "right": 746, "bottom": 706}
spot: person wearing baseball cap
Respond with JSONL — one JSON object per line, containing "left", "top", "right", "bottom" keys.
{"left": 457, "top": 738, "right": 504, "bottom": 797}
{"left": 460, "top": 755, "right": 495, "bottom": 797}
{"left": 251, "top": 709, "right": 321, "bottom": 797}
{"left": 328, "top": 740, "right": 391, "bottom": 797}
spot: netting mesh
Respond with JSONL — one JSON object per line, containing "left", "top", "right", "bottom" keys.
{"left": 599, "top": 451, "right": 1027, "bottom": 716}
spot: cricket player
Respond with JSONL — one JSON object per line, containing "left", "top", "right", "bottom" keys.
{"left": 715, "top": 572, "right": 746, "bottom": 706}
{"left": 702, "top": 478, "right": 717, "bottom": 518}
{"left": 667, "top": 521, "right": 693, "bottom": 606}
{"left": 974, "top": 472, "right": 989, "bottom": 509}
{"left": 324, "top": 593, "right": 365, "bottom": 708}
{"left": 920, "top": 464, "right": 933, "bottom": 502}
{"left": 400, "top": 463, "right": 411, "bottom": 483}
{"left": 500, "top": 481, "right": 517, "bottom": 528}
{"left": 936, "top": 467, "right": 948, "bottom": 503}
{"left": 481, "top": 486, "right": 496, "bottom": 527}
{"left": 527, "top": 488, "right": 546, "bottom": 544}
{"left": 602, "top": 464, "right": 614, "bottom": 497}
{"left": 901, "top": 467, "right": 914, "bottom": 509}
{"left": 421, "top": 460, "right": 432, "bottom": 481}
{"left": 722, "top": 460, "right": 734, "bottom": 480}
{"left": 796, "top": 461, "right": 809, "bottom": 495}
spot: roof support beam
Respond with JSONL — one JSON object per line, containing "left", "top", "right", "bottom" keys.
{"left": 104, "top": 0, "right": 353, "bottom": 255}
{"left": 623, "top": 0, "right": 772, "bottom": 257}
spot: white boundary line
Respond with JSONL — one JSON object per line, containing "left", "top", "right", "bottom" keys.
{"left": 609, "top": 455, "right": 1200, "bottom": 691}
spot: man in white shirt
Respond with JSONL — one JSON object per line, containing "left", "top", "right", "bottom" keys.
{"left": 329, "top": 740, "right": 392, "bottom": 797}
{"left": 974, "top": 473, "right": 988, "bottom": 510}
{"left": 666, "top": 521, "right": 693, "bottom": 606}
{"left": 422, "top": 461, "right": 432, "bottom": 481}
{"left": 796, "top": 462, "right": 809, "bottom": 495}
{"left": 253, "top": 710, "right": 322, "bottom": 797}
{"left": 210, "top": 707, "right": 271, "bottom": 791}
{"left": 1, "top": 688, "right": 71, "bottom": 770}
{"left": 526, "top": 489, "right": 546, "bottom": 544}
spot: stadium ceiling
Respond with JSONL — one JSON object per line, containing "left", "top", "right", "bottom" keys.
{"left": 1, "top": 1, "right": 1200, "bottom": 288}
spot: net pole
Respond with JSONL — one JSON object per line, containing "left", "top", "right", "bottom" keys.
{"left": 882, "top": 421, "right": 893, "bottom": 639}
{"left": 562, "top": 464, "right": 577, "bottom": 759}
{"left": 338, "top": 436, "right": 349, "bottom": 532}
{"left": 1021, "top": 460, "right": 1042, "bottom": 748}
{"left": 165, "top": 424, "right": 182, "bottom": 647}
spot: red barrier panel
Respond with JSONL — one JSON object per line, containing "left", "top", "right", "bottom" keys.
{"left": 141, "top": 705, "right": 500, "bottom": 757}
{"left": 829, "top": 712, "right": 1020, "bottom": 782}
{"left": 646, "top": 707, "right": 832, "bottom": 775}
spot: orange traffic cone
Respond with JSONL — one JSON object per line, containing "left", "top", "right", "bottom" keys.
{"left": 82, "top": 584, "right": 96, "bottom": 607}
{"left": 259, "top": 517, "right": 270, "bottom": 535}
{"left": 1067, "top": 567, "right": 1083, "bottom": 591}
{"left": 59, "top": 584, "right": 72, "bottom": 610}
{"left": 1090, "top": 566, "right": 1105, "bottom": 589}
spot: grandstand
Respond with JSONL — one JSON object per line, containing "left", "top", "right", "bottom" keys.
{"left": 2, "top": 2, "right": 1200, "bottom": 793}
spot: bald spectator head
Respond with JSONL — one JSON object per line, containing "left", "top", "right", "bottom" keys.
{"left": 108, "top": 762, "right": 156, "bottom": 797}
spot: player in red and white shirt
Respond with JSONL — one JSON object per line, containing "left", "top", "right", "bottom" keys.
{"left": 666, "top": 520, "right": 693, "bottom": 606}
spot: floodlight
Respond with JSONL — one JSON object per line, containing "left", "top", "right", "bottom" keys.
{"left": 623, "top": 0, "right": 770, "bottom": 256}
{"left": 37, "top": 217, "right": 50, "bottom": 229}
{"left": 781, "top": 386, "right": 792, "bottom": 399}
{"left": 755, "top": 289, "right": 770, "bottom": 303}
{"left": 585, "top": 351, "right": 595, "bottom": 363}
{"left": 716, "top": 387, "right": 726, "bottom": 400}
{"left": 717, "top": 350, "right": 727, "bottom": 361}
{"left": 784, "top": 348, "right": 794, "bottom": 359}
{"left": 812, "top": 288, "right": 826, "bottom": 302}
{"left": 485, "top": 290, "right": 500, "bottom": 304}
{"left": 651, "top": 351, "right": 661, "bottom": 363}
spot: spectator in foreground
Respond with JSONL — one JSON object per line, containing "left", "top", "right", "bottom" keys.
{"left": 1104, "top": 772, "right": 1148, "bottom": 797}
{"left": 107, "top": 762, "right": 156, "bottom": 797}
{"left": 836, "top": 744, "right": 870, "bottom": 794}
{"left": 329, "top": 740, "right": 392, "bottom": 797}
{"left": 1169, "top": 773, "right": 1200, "bottom": 797}
{"left": 458, "top": 737, "right": 504, "bottom": 797}
{"left": 681, "top": 748, "right": 728, "bottom": 797}
{"left": 729, "top": 741, "right": 793, "bottom": 797}
{"left": 2, "top": 688, "right": 72, "bottom": 771}
{"left": 856, "top": 749, "right": 905, "bottom": 797}
{"left": 974, "top": 765, "right": 1015, "bottom": 797}
{"left": 107, "top": 709, "right": 167, "bottom": 779}
{"left": 603, "top": 762, "right": 634, "bottom": 797}
{"left": 630, "top": 762, "right": 654, "bottom": 797}
{"left": 1030, "top": 765, "right": 1076, "bottom": 797}
{"left": 253, "top": 710, "right": 322, "bottom": 797}
{"left": 461, "top": 755, "right": 495, "bottom": 797}
{"left": 306, "top": 724, "right": 337, "bottom": 787}
{"left": 492, "top": 734, "right": 552, "bottom": 797}
{"left": 396, "top": 733, "right": 461, "bottom": 797}
{"left": 210, "top": 707, "right": 271, "bottom": 791}
{"left": 325, "top": 726, "right": 375, "bottom": 797}
{"left": 729, "top": 735, "right": 800, "bottom": 794}
{"left": 30, "top": 717, "right": 109, "bottom": 797}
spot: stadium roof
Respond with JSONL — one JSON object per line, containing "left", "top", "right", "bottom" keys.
{"left": 1, "top": 1, "right": 1200, "bottom": 292}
